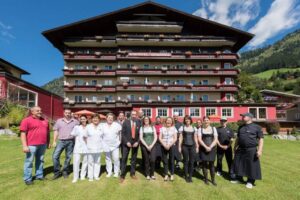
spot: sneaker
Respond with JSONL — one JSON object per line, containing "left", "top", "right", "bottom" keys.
{"left": 246, "top": 182, "right": 253, "bottom": 189}
{"left": 80, "top": 177, "right": 85, "bottom": 181}
{"left": 106, "top": 173, "right": 112, "bottom": 178}
{"left": 151, "top": 176, "right": 156, "bottom": 180}
{"left": 25, "top": 180, "right": 34, "bottom": 185}
{"left": 216, "top": 172, "right": 222, "bottom": 176}
{"left": 146, "top": 176, "right": 151, "bottom": 180}
{"left": 164, "top": 176, "right": 169, "bottom": 181}
{"left": 95, "top": 177, "right": 100, "bottom": 181}
{"left": 212, "top": 181, "right": 217, "bottom": 186}
{"left": 88, "top": 179, "right": 94, "bottom": 182}
{"left": 72, "top": 179, "right": 78, "bottom": 183}
{"left": 62, "top": 172, "right": 69, "bottom": 179}
{"left": 113, "top": 174, "right": 119, "bottom": 178}
{"left": 170, "top": 175, "right": 174, "bottom": 181}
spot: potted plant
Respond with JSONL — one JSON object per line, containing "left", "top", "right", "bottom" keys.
{"left": 94, "top": 51, "right": 101, "bottom": 57}
{"left": 96, "top": 84, "right": 102, "bottom": 89}
{"left": 67, "top": 51, "right": 75, "bottom": 57}
{"left": 187, "top": 66, "right": 193, "bottom": 72}
{"left": 122, "top": 82, "right": 128, "bottom": 88}
{"left": 185, "top": 51, "right": 192, "bottom": 57}
{"left": 132, "top": 66, "right": 138, "bottom": 71}
{"left": 163, "top": 83, "right": 169, "bottom": 88}
{"left": 95, "top": 68, "right": 101, "bottom": 74}
{"left": 187, "top": 83, "right": 194, "bottom": 88}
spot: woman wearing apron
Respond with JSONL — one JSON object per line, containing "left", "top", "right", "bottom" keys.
{"left": 178, "top": 115, "right": 199, "bottom": 183}
{"left": 139, "top": 116, "right": 158, "bottom": 180}
{"left": 198, "top": 116, "right": 218, "bottom": 186}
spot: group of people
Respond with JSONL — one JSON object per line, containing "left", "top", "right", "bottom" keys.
{"left": 20, "top": 106, "right": 264, "bottom": 189}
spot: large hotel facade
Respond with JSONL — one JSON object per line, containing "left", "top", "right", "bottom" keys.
{"left": 43, "top": 1, "right": 276, "bottom": 122}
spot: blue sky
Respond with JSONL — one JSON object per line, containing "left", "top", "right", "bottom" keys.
{"left": 1, "top": 0, "right": 300, "bottom": 86}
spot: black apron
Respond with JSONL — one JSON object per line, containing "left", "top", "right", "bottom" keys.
{"left": 233, "top": 147, "right": 262, "bottom": 180}
{"left": 200, "top": 128, "right": 216, "bottom": 162}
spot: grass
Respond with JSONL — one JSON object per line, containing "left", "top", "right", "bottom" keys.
{"left": 253, "top": 68, "right": 300, "bottom": 79}
{"left": 0, "top": 135, "right": 299, "bottom": 200}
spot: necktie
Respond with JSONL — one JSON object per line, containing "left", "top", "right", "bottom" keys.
{"left": 131, "top": 121, "right": 136, "bottom": 139}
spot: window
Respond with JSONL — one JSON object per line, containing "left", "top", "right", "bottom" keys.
{"left": 225, "top": 93, "right": 233, "bottom": 101}
{"left": 162, "top": 95, "right": 171, "bottom": 101}
{"left": 201, "top": 95, "right": 209, "bottom": 101}
{"left": 249, "top": 107, "right": 267, "bottom": 119}
{"left": 173, "top": 108, "right": 185, "bottom": 117}
{"left": 224, "top": 63, "right": 232, "bottom": 69}
{"left": 142, "top": 108, "right": 152, "bottom": 117}
{"left": 127, "top": 95, "right": 135, "bottom": 101}
{"left": 222, "top": 108, "right": 233, "bottom": 117}
{"left": 190, "top": 93, "right": 197, "bottom": 101}
{"left": 176, "top": 64, "right": 185, "bottom": 69}
{"left": 224, "top": 78, "right": 232, "bottom": 85}
{"left": 175, "top": 80, "right": 185, "bottom": 85}
{"left": 75, "top": 96, "right": 83, "bottom": 102}
{"left": 143, "top": 64, "right": 150, "bottom": 69}
{"left": 104, "top": 65, "right": 113, "bottom": 70}
{"left": 129, "top": 79, "right": 135, "bottom": 84}
{"left": 91, "top": 80, "right": 97, "bottom": 86}
{"left": 157, "top": 108, "right": 168, "bottom": 117}
{"left": 126, "top": 64, "right": 134, "bottom": 69}
{"left": 191, "top": 80, "right": 197, "bottom": 85}
{"left": 202, "top": 80, "right": 209, "bottom": 85}
{"left": 206, "top": 107, "right": 216, "bottom": 116}
{"left": 7, "top": 83, "right": 37, "bottom": 107}
{"left": 104, "top": 80, "right": 112, "bottom": 85}
{"left": 162, "top": 80, "right": 171, "bottom": 84}
{"left": 144, "top": 95, "right": 150, "bottom": 101}
{"left": 75, "top": 80, "right": 84, "bottom": 86}
{"left": 190, "top": 107, "right": 200, "bottom": 117}
{"left": 202, "top": 64, "right": 209, "bottom": 69}
{"left": 175, "top": 95, "right": 185, "bottom": 101}
{"left": 91, "top": 96, "right": 97, "bottom": 102}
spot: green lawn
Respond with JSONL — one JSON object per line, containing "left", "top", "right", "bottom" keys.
{"left": 0, "top": 136, "right": 299, "bottom": 200}
{"left": 253, "top": 68, "right": 300, "bottom": 79}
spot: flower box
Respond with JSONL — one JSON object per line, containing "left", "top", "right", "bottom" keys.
{"left": 94, "top": 51, "right": 102, "bottom": 57}
{"left": 122, "top": 82, "right": 128, "bottom": 87}
{"left": 185, "top": 51, "right": 192, "bottom": 57}
{"left": 163, "top": 83, "right": 169, "bottom": 88}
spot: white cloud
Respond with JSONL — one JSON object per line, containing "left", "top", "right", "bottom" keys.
{"left": 248, "top": 0, "right": 300, "bottom": 47}
{"left": 193, "top": 0, "right": 260, "bottom": 29}
{"left": 0, "top": 21, "right": 15, "bottom": 43}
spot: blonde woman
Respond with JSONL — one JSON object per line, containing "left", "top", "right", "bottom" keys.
{"left": 159, "top": 117, "right": 177, "bottom": 181}
{"left": 71, "top": 115, "right": 88, "bottom": 183}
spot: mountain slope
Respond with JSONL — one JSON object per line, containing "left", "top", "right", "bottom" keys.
{"left": 42, "top": 77, "right": 64, "bottom": 97}
{"left": 238, "top": 29, "right": 300, "bottom": 73}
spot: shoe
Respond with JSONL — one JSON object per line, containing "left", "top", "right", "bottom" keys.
{"left": 216, "top": 171, "right": 222, "bottom": 176}
{"left": 106, "top": 173, "right": 112, "bottom": 178}
{"left": 131, "top": 175, "right": 137, "bottom": 180}
{"left": 95, "top": 177, "right": 100, "bottom": 181}
{"left": 88, "top": 179, "right": 94, "bottom": 182}
{"left": 113, "top": 174, "right": 119, "bottom": 178}
{"left": 119, "top": 177, "right": 125, "bottom": 183}
{"left": 25, "top": 180, "right": 34, "bottom": 185}
{"left": 62, "top": 172, "right": 69, "bottom": 179}
{"left": 246, "top": 183, "right": 253, "bottom": 189}
{"left": 170, "top": 175, "right": 174, "bottom": 181}
{"left": 185, "top": 178, "right": 190, "bottom": 183}
{"left": 189, "top": 177, "right": 193, "bottom": 183}
{"left": 146, "top": 176, "right": 151, "bottom": 180}
{"left": 80, "top": 177, "right": 85, "bottom": 181}
{"left": 164, "top": 176, "right": 169, "bottom": 181}
{"left": 52, "top": 174, "right": 61, "bottom": 180}
{"left": 204, "top": 180, "right": 209, "bottom": 185}
{"left": 151, "top": 176, "right": 156, "bottom": 180}
{"left": 72, "top": 179, "right": 78, "bottom": 183}
{"left": 212, "top": 181, "right": 217, "bottom": 186}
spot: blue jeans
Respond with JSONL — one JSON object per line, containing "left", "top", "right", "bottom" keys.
{"left": 23, "top": 144, "right": 47, "bottom": 182}
{"left": 52, "top": 139, "right": 74, "bottom": 175}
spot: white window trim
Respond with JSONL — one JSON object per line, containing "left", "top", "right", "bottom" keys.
{"left": 172, "top": 107, "right": 185, "bottom": 117}
{"left": 221, "top": 107, "right": 234, "bottom": 118}
{"left": 189, "top": 107, "right": 201, "bottom": 117}
{"left": 141, "top": 108, "right": 152, "bottom": 118}
{"left": 248, "top": 107, "right": 268, "bottom": 120}
{"left": 7, "top": 83, "right": 38, "bottom": 107}
{"left": 205, "top": 107, "right": 217, "bottom": 116}
{"left": 156, "top": 107, "right": 169, "bottom": 117}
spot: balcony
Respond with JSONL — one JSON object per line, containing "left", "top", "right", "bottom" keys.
{"left": 63, "top": 51, "right": 116, "bottom": 61}
{"left": 116, "top": 84, "right": 239, "bottom": 92}
{"left": 64, "top": 69, "right": 116, "bottom": 76}
{"left": 116, "top": 68, "right": 239, "bottom": 76}
{"left": 64, "top": 85, "right": 116, "bottom": 92}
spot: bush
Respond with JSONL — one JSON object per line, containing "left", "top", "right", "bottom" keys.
{"left": 0, "top": 117, "right": 10, "bottom": 129}
{"left": 10, "top": 125, "right": 21, "bottom": 136}
{"left": 265, "top": 121, "right": 280, "bottom": 135}
{"left": 7, "top": 106, "right": 27, "bottom": 125}
{"left": 290, "top": 126, "right": 299, "bottom": 135}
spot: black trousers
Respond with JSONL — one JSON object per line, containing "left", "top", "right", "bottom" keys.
{"left": 182, "top": 145, "right": 195, "bottom": 178}
{"left": 162, "top": 145, "right": 175, "bottom": 176}
{"left": 120, "top": 144, "right": 138, "bottom": 178}
{"left": 141, "top": 145, "right": 156, "bottom": 176}
{"left": 217, "top": 146, "right": 233, "bottom": 174}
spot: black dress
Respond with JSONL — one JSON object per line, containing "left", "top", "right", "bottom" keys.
{"left": 199, "top": 127, "right": 217, "bottom": 162}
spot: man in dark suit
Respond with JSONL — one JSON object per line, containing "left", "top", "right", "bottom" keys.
{"left": 120, "top": 110, "right": 141, "bottom": 183}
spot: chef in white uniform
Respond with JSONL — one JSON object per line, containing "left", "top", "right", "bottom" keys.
{"left": 101, "top": 113, "right": 122, "bottom": 178}
{"left": 71, "top": 115, "right": 89, "bottom": 183}
{"left": 86, "top": 114, "right": 103, "bottom": 181}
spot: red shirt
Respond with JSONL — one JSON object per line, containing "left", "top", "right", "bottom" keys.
{"left": 20, "top": 116, "right": 49, "bottom": 146}
{"left": 154, "top": 124, "right": 163, "bottom": 137}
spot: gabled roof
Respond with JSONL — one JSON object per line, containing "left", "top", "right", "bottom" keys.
{"left": 261, "top": 89, "right": 300, "bottom": 99}
{"left": 0, "top": 58, "right": 30, "bottom": 75}
{"left": 42, "top": 1, "right": 254, "bottom": 52}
